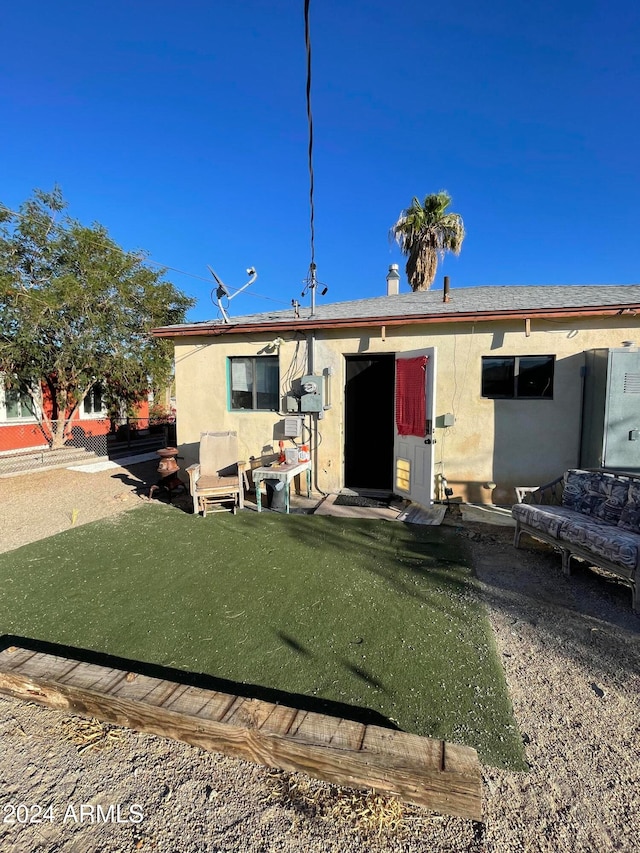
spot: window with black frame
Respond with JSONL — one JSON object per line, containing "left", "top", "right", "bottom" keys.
{"left": 83, "top": 384, "right": 106, "bottom": 416}
{"left": 481, "top": 355, "right": 554, "bottom": 399}
{"left": 229, "top": 356, "right": 279, "bottom": 411}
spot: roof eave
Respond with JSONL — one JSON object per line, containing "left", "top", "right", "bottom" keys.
{"left": 152, "top": 304, "right": 640, "bottom": 339}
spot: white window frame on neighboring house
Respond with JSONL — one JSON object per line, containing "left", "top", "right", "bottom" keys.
{"left": 0, "top": 379, "right": 40, "bottom": 424}
{"left": 79, "top": 383, "right": 108, "bottom": 420}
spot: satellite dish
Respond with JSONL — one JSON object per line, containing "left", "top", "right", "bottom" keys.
{"left": 207, "top": 265, "right": 229, "bottom": 298}
{"left": 208, "top": 266, "right": 257, "bottom": 323}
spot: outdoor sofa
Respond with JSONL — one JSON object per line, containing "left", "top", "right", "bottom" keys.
{"left": 512, "top": 468, "right": 640, "bottom": 612}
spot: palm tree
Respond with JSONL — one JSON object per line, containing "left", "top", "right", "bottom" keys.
{"left": 390, "top": 192, "right": 465, "bottom": 292}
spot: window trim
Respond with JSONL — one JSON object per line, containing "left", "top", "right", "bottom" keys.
{"left": 481, "top": 355, "right": 555, "bottom": 400}
{"left": 228, "top": 356, "right": 280, "bottom": 412}
{"left": 0, "top": 379, "right": 40, "bottom": 423}
{"left": 79, "top": 383, "right": 108, "bottom": 420}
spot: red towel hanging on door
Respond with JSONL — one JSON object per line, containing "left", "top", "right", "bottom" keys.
{"left": 395, "top": 356, "right": 428, "bottom": 437}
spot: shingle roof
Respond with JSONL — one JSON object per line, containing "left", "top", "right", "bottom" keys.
{"left": 227, "top": 284, "right": 640, "bottom": 324}
{"left": 154, "top": 284, "right": 640, "bottom": 336}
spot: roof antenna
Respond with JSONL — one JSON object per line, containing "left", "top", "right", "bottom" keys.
{"left": 300, "top": 263, "right": 328, "bottom": 317}
{"left": 208, "top": 266, "right": 257, "bottom": 324}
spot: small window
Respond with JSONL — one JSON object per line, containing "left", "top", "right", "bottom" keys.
{"left": 4, "top": 388, "right": 35, "bottom": 420}
{"left": 481, "top": 356, "right": 554, "bottom": 399}
{"left": 229, "top": 357, "right": 279, "bottom": 411}
{"left": 83, "top": 384, "right": 106, "bottom": 417}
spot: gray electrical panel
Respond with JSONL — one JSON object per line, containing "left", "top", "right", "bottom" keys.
{"left": 300, "top": 375, "right": 323, "bottom": 413}
{"left": 580, "top": 347, "right": 640, "bottom": 470}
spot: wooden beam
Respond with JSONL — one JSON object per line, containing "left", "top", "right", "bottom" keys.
{"left": 0, "top": 647, "right": 482, "bottom": 820}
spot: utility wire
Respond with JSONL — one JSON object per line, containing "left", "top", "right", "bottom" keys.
{"left": 304, "top": 0, "right": 315, "bottom": 273}
{"left": 4, "top": 5, "right": 320, "bottom": 316}
{"left": 0, "top": 202, "right": 291, "bottom": 307}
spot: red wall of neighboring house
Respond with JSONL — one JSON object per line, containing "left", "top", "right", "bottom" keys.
{"left": 0, "top": 395, "right": 151, "bottom": 454}
{"left": 0, "top": 422, "right": 48, "bottom": 452}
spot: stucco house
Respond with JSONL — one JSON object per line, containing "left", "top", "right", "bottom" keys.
{"left": 153, "top": 275, "right": 640, "bottom": 506}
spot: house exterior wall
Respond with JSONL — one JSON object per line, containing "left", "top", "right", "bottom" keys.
{"left": 174, "top": 315, "right": 640, "bottom": 505}
{"left": 0, "top": 393, "right": 151, "bottom": 455}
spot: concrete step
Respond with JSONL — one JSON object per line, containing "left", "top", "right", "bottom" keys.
{"left": 0, "top": 434, "right": 168, "bottom": 477}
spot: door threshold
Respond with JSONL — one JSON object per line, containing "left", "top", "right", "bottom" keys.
{"left": 341, "top": 488, "right": 394, "bottom": 499}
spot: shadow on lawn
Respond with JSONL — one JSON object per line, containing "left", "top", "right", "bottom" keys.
{"left": 261, "top": 510, "right": 640, "bottom": 681}
{"left": 254, "top": 512, "right": 474, "bottom": 611}
{"left": 0, "top": 634, "right": 401, "bottom": 731}
{"left": 271, "top": 626, "right": 391, "bottom": 693}
{"left": 276, "top": 631, "right": 313, "bottom": 657}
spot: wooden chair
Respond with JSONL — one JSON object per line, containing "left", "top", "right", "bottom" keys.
{"left": 186, "top": 431, "right": 247, "bottom": 516}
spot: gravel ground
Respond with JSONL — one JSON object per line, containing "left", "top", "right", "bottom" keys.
{"left": 0, "top": 462, "right": 639, "bottom": 852}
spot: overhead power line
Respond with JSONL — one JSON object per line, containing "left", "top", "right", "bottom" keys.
{"left": 0, "top": 202, "right": 291, "bottom": 307}
{"left": 304, "top": 0, "right": 315, "bottom": 273}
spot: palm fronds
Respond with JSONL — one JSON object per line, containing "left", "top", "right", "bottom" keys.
{"left": 391, "top": 192, "right": 465, "bottom": 291}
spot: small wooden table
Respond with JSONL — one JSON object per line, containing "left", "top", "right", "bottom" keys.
{"left": 252, "top": 461, "right": 312, "bottom": 513}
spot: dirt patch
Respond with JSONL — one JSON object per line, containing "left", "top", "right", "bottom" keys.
{"left": 0, "top": 462, "right": 156, "bottom": 554}
{"left": 0, "top": 468, "right": 638, "bottom": 851}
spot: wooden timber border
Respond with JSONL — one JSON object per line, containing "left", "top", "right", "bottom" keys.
{"left": 0, "top": 643, "right": 482, "bottom": 820}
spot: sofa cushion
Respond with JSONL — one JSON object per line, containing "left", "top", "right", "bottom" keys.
{"left": 562, "top": 469, "right": 629, "bottom": 524}
{"left": 561, "top": 515, "right": 639, "bottom": 573}
{"left": 618, "top": 481, "right": 640, "bottom": 534}
{"left": 512, "top": 503, "right": 580, "bottom": 540}
{"left": 562, "top": 469, "right": 594, "bottom": 510}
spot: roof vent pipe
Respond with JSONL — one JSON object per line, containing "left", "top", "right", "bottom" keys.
{"left": 386, "top": 264, "right": 400, "bottom": 296}
{"left": 443, "top": 275, "right": 450, "bottom": 303}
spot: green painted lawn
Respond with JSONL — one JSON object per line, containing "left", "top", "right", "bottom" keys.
{"left": 0, "top": 504, "right": 526, "bottom": 769}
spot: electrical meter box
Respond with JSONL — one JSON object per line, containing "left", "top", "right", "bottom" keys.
{"left": 300, "top": 375, "right": 323, "bottom": 412}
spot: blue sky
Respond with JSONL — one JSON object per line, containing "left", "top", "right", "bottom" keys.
{"left": 2, "top": 0, "right": 639, "bottom": 322}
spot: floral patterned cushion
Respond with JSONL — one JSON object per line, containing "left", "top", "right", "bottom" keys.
{"left": 561, "top": 515, "right": 639, "bottom": 572}
{"left": 512, "top": 503, "right": 579, "bottom": 539}
{"left": 618, "top": 481, "right": 640, "bottom": 534}
{"left": 562, "top": 470, "right": 629, "bottom": 524}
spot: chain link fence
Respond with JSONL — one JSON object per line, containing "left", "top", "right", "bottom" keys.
{"left": 0, "top": 416, "right": 176, "bottom": 475}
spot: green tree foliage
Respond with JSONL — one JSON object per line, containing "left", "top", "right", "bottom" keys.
{"left": 390, "top": 191, "right": 465, "bottom": 291}
{"left": 0, "top": 188, "right": 195, "bottom": 448}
